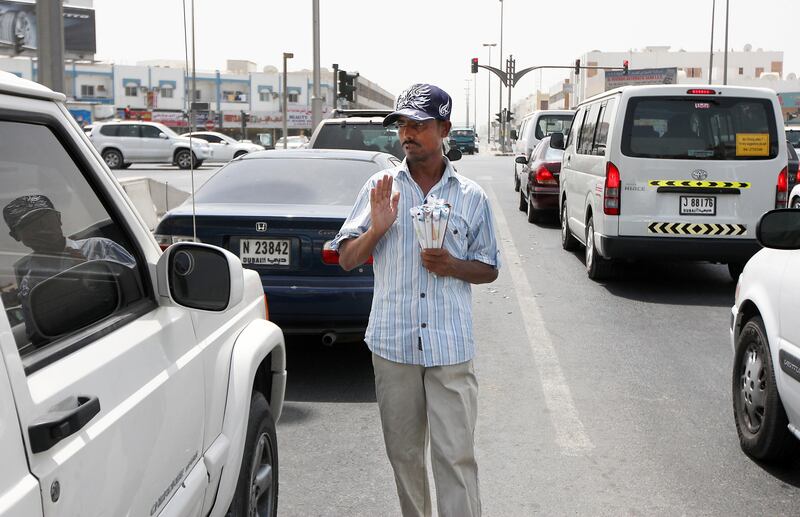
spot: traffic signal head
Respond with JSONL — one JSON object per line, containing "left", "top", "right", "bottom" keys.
{"left": 574, "top": 59, "right": 581, "bottom": 75}
{"left": 495, "top": 112, "right": 503, "bottom": 123}
{"left": 623, "top": 60, "right": 629, "bottom": 75}
{"left": 506, "top": 111, "right": 514, "bottom": 122}
{"left": 241, "top": 111, "right": 250, "bottom": 123}
{"left": 471, "top": 58, "right": 479, "bottom": 74}
{"left": 13, "top": 31, "right": 24, "bottom": 55}
{"left": 338, "top": 70, "right": 358, "bottom": 102}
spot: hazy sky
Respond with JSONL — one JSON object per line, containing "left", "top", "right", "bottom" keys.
{"left": 93, "top": 0, "right": 796, "bottom": 127}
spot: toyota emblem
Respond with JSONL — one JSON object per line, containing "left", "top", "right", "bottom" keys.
{"left": 256, "top": 222, "right": 268, "bottom": 232}
{"left": 691, "top": 169, "right": 708, "bottom": 180}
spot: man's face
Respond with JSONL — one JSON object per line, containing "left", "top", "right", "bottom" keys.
{"left": 396, "top": 117, "right": 451, "bottom": 163}
{"left": 14, "top": 211, "right": 66, "bottom": 253}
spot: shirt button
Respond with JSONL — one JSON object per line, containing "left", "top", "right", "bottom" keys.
{"left": 421, "top": 323, "right": 427, "bottom": 328}
{"left": 420, "top": 293, "right": 426, "bottom": 298}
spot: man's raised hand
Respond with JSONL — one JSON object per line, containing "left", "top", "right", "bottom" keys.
{"left": 370, "top": 174, "right": 400, "bottom": 236}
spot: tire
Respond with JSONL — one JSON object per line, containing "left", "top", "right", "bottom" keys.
{"left": 792, "top": 197, "right": 800, "bottom": 209}
{"left": 229, "top": 391, "right": 279, "bottom": 516}
{"left": 732, "top": 316, "right": 798, "bottom": 462}
{"left": 728, "top": 262, "right": 745, "bottom": 281}
{"left": 527, "top": 194, "right": 540, "bottom": 224}
{"left": 175, "top": 149, "right": 197, "bottom": 169}
{"left": 102, "top": 149, "right": 123, "bottom": 169}
{"left": 561, "top": 202, "right": 578, "bottom": 251}
{"left": 514, "top": 172, "right": 520, "bottom": 192}
{"left": 585, "top": 217, "right": 613, "bottom": 280}
{"left": 518, "top": 189, "right": 527, "bottom": 212}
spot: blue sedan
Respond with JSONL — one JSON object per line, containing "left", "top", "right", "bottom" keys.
{"left": 155, "top": 149, "right": 399, "bottom": 343}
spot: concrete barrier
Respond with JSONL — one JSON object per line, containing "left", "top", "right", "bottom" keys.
{"left": 118, "top": 177, "right": 190, "bottom": 231}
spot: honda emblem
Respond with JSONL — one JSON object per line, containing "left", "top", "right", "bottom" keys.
{"left": 256, "top": 222, "right": 268, "bottom": 232}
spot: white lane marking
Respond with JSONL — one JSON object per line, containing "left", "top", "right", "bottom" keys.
{"left": 486, "top": 185, "right": 594, "bottom": 455}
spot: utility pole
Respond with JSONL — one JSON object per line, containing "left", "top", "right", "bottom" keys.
{"left": 36, "top": 0, "right": 65, "bottom": 92}
{"left": 482, "top": 43, "right": 496, "bottom": 143}
{"left": 723, "top": 0, "right": 729, "bottom": 85}
{"left": 464, "top": 79, "right": 471, "bottom": 127}
{"left": 283, "top": 52, "right": 294, "bottom": 148}
{"left": 332, "top": 63, "right": 339, "bottom": 110}
{"left": 311, "top": 0, "right": 322, "bottom": 130}
{"left": 191, "top": 0, "right": 197, "bottom": 131}
{"left": 498, "top": 0, "right": 504, "bottom": 151}
{"left": 708, "top": 0, "right": 716, "bottom": 83}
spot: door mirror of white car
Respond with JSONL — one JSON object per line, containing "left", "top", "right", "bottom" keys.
{"left": 158, "top": 133, "right": 168, "bottom": 139}
{"left": 510, "top": 129, "right": 518, "bottom": 140}
{"left": 756, "top": 209, "right": 800, "bottom": 249}
{"left": 549, "top": 132, "right": 565, "bottom": 150}
{"left": 157, "top": 242, "right": 244, "bottom": 311}
{"left": 27, "top": 260, "right": 132, "bottom": 339}
{"left": 515, "top": 155, "right": 528, "bottom": 164}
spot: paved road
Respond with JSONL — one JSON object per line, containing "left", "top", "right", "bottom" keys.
{"left": 276, "top": 153, "right": 800, "bottom": 516}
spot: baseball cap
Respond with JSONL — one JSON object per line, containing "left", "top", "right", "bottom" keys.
{"left": 383, "top": 83, "right": 453, "bottom": 127}
{"left": 3, "top": 194, "right": 58, "bottom": 233}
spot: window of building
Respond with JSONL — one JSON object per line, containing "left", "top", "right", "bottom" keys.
{"left": 124, "top": 86, "right": 138, "bottom": 97}
{"left": 160, "top": 88, "right": 173, "bottom": 98}
{"left": 259, "top": 91, "right": 271, "bottom": 102}
{"left": 755, "top": 67, "right": 764, "bottom": 78}
{"left": 771, "top": 61, "right": 783, "bottom": 75}
{"left": 288, "top": 93, "right": 299, "bottom": 103}
{"left": 80, "top": 85, "right": 94, "bottom": 97}
{"left": 686, "top": 67, "right": 702, "bottom": 78}
{"left": 738, "top": 67, "right": 744, "bottom": 75}
{"left": 587, "top": 61, "right": 598, "bottom": 78}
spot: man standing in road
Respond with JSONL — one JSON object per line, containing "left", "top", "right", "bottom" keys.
{"left": 331, "top": 83, "right": 500, "bottom": 517}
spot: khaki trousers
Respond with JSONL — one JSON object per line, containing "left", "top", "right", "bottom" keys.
{"left": 372, "top": 353, "right": 481, "bottom": 517}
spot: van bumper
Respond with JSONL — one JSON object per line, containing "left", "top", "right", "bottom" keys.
{"left": 597, "top": 235, "right": 761, "bottom": 262}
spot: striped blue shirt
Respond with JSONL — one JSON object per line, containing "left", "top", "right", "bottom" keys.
{"left": 331, "top": 157, "right": 501, "bottom": 366}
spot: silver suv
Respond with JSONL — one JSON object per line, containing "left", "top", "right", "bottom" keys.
{"left": 89, "top": 121, "right": 212, "bottom": 169}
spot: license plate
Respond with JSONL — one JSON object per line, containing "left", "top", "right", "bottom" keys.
{"left": 239, "top": 238, "right": 291, "bottom": 266}
{"left": 680, "top": 196, "right": 716, "bottom": 216}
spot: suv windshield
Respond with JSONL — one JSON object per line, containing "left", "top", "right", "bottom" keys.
{"left": 451, "top": 130, "right": 474, "bottom": 137}
{"left": 313, "top": 123, "right": 402, "bottom": 159}
{"left": 535, "top": 115, "right": 573, "bottom": 140}
{"left": 622, "top": 96, "right": 779, "bottom": 160}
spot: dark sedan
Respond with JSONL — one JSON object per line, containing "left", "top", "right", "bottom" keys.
{"left": 155, "top": 149, "right": 400, "bottom": 342}
{"left": 516, "top": 136, "right": 563, "bottom": 223}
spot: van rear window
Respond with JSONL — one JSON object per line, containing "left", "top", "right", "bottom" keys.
{"left": 535, "top": 115, "right": 573, "bottom": 140}
{"left": 621, "top": 96, "right": 778, "bottom": 160}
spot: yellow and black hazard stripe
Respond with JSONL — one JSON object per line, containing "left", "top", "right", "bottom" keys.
{"left": 648, "top": 222, "right": 747, "bottom": 236}
{"left": 648, "top": 180, "right": 750, "bottom": 189}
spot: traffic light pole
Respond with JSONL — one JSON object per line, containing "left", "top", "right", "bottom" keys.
{"left": 332, "top": 63, "right": 339, "bottom": 109}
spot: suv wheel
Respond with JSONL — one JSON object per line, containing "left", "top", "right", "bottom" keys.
{"left": 561, "top": 202, "right": 578, "bottom": 251}
{"left": 585, "top": 217, "right": 613, "bottom": 280}
{"left": 175, "top": 149, "right": 197, "bottom": 169}
{"left": 229, "top": 391, "right": 279, "bottom": 516}
{"left": 102, "top": 149, "right": 123, "bottom": 169}
{"left": 732, "top": 316, "right": 798, "bottom": 462}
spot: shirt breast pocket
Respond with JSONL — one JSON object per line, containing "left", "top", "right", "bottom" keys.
{"left": 443, "top": 213, "right": 469, "bottom": 260}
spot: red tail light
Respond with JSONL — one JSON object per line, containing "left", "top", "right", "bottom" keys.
{"left": 604, "top": 162, "right": 621, "bottom": 215}
{"left": 322, "top": 241, "right": 373, "bottom": 265}
{"left": 534, "top": 165, "right": 557, "bottom": 185}
{"left": 776, "top": 166, "right": 788, "bottom": 208}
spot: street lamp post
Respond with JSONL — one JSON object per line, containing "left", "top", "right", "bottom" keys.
{"left": 498, "top": 0, "right": 505, "bottom": 151}
{"left": 708, "top": 0, "right": 716, "bottom": 83}
{"left": 482, "top": 43, "right": 496, "bottom": 143}
{"left": 311, "top": 0, "right": 322, "bottom": 131}
{"left": 282, "top": 52, "right": 294, "bottom": 149}
{"left": 723, "top": 0, "right": 729, "bottom": 85}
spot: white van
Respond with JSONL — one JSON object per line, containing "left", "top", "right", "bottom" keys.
{"left": 557, "top": 85, "right": 786, "bottom": 281}
{"left": 513, "top": 109, "right": 574, "bottom": 191}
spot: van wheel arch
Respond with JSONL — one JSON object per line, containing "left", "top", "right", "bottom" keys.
{"left": 252, "top": 353, "right": 274, "bottom": 405}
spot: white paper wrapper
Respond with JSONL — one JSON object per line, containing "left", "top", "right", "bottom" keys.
{"left": 409, "top": 196, "right": 451, "bottom": 249}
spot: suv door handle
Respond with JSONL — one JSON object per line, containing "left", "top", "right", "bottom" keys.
{"left": 28, "top": 395, "right": 101, "bottom": 453}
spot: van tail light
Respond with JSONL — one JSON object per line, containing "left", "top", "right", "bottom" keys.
{"left": 776, "top": 166, "right": 788, "bottom": 209}
{"left": 322, "top": 240, "right": 373, "bottom": 265}
{"left": 534, "top": 164, "right": 558, "bottom": 186}
{"left": 687, "top": 88, "right": 716, "bottom": 95}
{"left": 604, "top": 162, "right": 621, "bottom": 215}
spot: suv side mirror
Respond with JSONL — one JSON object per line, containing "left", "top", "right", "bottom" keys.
{"left": 446, "top": 147, "right": 462, "bottom": 162}
{"left": 510, "top": 129, "right": 518, "bottom": 140}
{"left": 515, "top": 155, "right": 528, "bottom": 164}
{"left": 159, "top": 133, "right": 168, "bottom": 139}
{"left": 757, "top": 209, "right": 800, "bottom": 249}
{"left": 549, "top": 132, "right": 565, "bottom": 150}
{"left": 157, "top": 242, "right": 244, "bottom": 311}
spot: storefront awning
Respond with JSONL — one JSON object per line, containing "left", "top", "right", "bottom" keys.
{"left": 123, "top": 78, "right": 141, "bottom": 88}
{"left": 158, "top": 80, "right": 176, "bottom": 89}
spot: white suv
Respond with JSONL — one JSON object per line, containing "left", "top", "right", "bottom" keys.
{"left": 731, "top": 208, "right": 800, "bottom": 462}
{"left": 0, "top": 71, "right": 286, "bottom": 516}
{"left": 557, "top": 85, "right": 786, "bottom": 281}
{"left": 89, "top": 121, "right": 213, "bottom": 169}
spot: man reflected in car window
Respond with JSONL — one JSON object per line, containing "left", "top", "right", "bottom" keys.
{"left": 3, "top": 194, "right": 136, "bottom": 344}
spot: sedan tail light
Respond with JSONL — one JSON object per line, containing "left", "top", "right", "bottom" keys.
{"left": 322, "top": 240, "right": 373, "bottom": 265}
{"left": 604, "top": 162, "right": 621, "bottom": 215}
{"left": 534, "top": 165, "right": 558, "bottom": 186}
{"left": 776, "top": 166, "right": 788, "bottom": 209}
